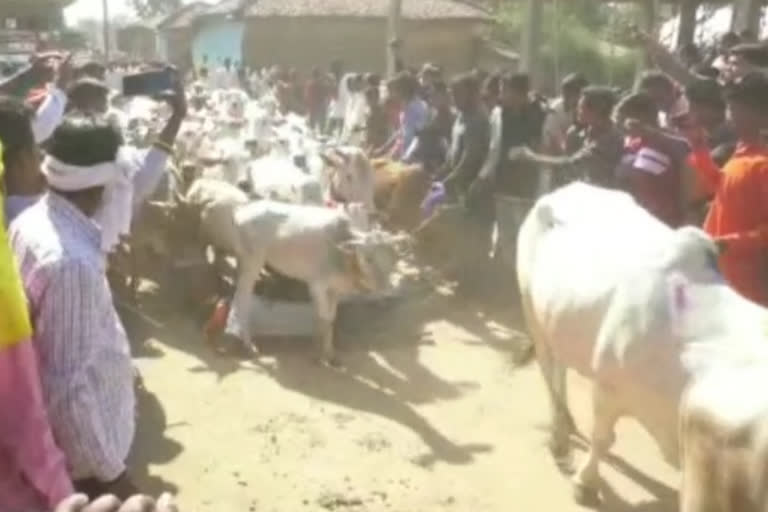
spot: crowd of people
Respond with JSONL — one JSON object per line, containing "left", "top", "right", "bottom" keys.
{"left": 0, "top": 25, "right": 767, "bottom": 512}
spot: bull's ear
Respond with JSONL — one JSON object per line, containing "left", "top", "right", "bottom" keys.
{"left": 337, "top": 239, "right": 358, "bottom": 254}
{"left": 320, "top": 152, "right": 340, "bottom": 168}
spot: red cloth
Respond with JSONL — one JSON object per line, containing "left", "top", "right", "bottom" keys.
{"left": 25, "top": 87, "right": 48, "bottom": 110}
{"left": 689, "top": 142, "right": 768, "bottom": 305}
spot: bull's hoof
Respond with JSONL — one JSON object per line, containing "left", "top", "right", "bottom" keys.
{"left": 242, "top": 342, "right": 260, "bottom": 359}
{"left": 548, "top": 437, "right": 571, "bottom": 460}
{"left": 316, "top": 355, "right": 343, "bottom": 369}
{"left": 573, "top": 481, "right": 600, "bottom": 507}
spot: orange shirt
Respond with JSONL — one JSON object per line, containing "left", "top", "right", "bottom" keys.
{"left": 688, "top": 143, "right": 768, "bottom": 305}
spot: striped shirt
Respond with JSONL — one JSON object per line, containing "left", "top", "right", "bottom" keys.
{"left": 9, "top": 192, "right": 135, "bottom": 482}
{"left": 618, "top": 137, "right": 688, "bottom": 228}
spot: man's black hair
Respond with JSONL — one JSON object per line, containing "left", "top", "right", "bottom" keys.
{"left": 739, "top": 29, "right": 757, "bottom": 42}
{"left": 730, "top": 43, "right": 768, "bottom": 68}
{"left": 47, "top": 113, "right": 123, "bottom": 167}
{"left": 615, "top": 91, "right": 659, "bottom": 122}
{"left": 431, "top": 80, "right": 448, "bottom": 95}
{"left": 636, "top": 70, "right": 675, "bottom": 92}
{"left": 720, "top": 31, "right": 741, "bottom": 48}
{"left": 364, "top": 85, "right": 380, "bottom": 104}
{"left": 724, "top": 72, "right": 768, "bottom": 115}
{"left": 393, "top": 71, "right": 419, "bottom": 98}
{"left": 685, "top": 78, "right": 725, "bottom": 111}
{"left": 502, "top": 72, "right": 530, "bottom": 94}
{"left": 561, "top": 73, "right": 589, "bottom": 96}
{"left": 451, "top": 72, "right": 480, "bottom": 96}
{"left": 580, "top": 86, "right": 617, "bottom": 119}
{"left": 482, "top": 73, "right": 501, "bottom": 97}
{"left": 0, "top": 96, "right": 35, "bottom": 171}
{"left": 693, "top": 65, "right": 720, "bottom": 80}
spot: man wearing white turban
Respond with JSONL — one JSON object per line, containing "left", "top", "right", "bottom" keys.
{"left": 8, "top": 83, "right": 185, "bottom": 499}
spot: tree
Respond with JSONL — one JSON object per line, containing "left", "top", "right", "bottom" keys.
{"left": 493, "top": 1, "right": 640, "bottom": 93}
{"left": 129, "top": 0, "right": 182, "bottom": 20}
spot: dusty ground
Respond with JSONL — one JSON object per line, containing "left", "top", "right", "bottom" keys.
{"left": 120, "top": 271, "right": 680, "bottom": 512}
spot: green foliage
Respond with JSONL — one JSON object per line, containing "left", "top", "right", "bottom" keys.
{"left": 129, "top": 0, "right": 182, "bottom": 20}
{"left": 493, "top": 1, "right": 641, "bottom": 93}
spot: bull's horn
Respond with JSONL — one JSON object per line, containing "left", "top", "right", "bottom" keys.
{"left": 332, "top": 147, "right": 351, "bottom": 164}
{"left": 173, "top": 189, "right": 187, "bottom": 206}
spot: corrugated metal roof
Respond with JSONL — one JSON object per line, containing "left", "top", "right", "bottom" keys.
{"left": 243, "top": 0, "right": 489, "bottom": 20}
{"left": 159, "top": 2, "right": 210, "bottom": 29}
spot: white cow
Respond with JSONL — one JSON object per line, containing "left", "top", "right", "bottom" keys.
{"left": 680, "top": 364, "right": 768, "bottom": 512}
{"left": 227, "top": 200, "right": 402, "bottom": 364}
{"left": 517, "top": 182, "right": 768, "bottom": 505}
{"left": 246, "top": 154, "right": 324, "bottom": 205}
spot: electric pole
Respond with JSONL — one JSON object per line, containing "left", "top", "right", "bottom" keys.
{"left": 102, "top": 0, "right": 110, "bottom": 63}
{"left": 387, "top": 0, "right": 402, "bottom": 77}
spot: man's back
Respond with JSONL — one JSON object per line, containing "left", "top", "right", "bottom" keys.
{"left": 9, "top": 193, "right": 135, "bottom": 482}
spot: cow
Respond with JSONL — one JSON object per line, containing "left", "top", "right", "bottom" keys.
{"left": 517, "top": 182, "right": 768, "bottom": 506}
{"left": 680, "top": 364, "right": 768, "bottom": 512}
{"left": 317, "top": 146, "right": 376, "bottom": 213}
{"left": 371, "top": 159, "right": 432, "bottom": 232}
{"left": 225, "top": 200, "right": 403, "bottom": 365}
{"left": 246, "top": 154, "right": 324, "bottom": 205}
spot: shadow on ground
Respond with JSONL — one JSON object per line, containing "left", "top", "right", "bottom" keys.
{"left": 127, "top": 378, "right": 185, "bottom": 496}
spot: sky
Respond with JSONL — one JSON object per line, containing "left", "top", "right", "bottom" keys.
{"left": 64, "top": 0, "right": 211, "bottom": 24}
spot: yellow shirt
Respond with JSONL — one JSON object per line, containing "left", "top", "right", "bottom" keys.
{"left": 0, "top": 142, "right": 32, "bottom": 347}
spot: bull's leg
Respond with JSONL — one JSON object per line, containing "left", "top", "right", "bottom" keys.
{"left": 309, "top": 283, "right": 339, "bottom": 367}
{"left": 573, "top": 383, "right": 622, "bottom": 505}
{"left": 535, "top": 341, "right": 572, "bottom": 461}
{"left": 229, "top": 259, "right": 263, "bottom": 357}
{"left": 212, "top": 248, "right": 229, "bottom": 296}
{"left": 129, "top": 246, "right": 140, "bottom": 303}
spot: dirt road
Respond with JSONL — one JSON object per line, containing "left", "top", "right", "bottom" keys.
{"left": 123, "top": 284, "right": 679, "bottom": 512}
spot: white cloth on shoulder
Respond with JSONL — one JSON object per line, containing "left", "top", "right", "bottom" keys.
{"left": 41, "top": 147, "right": 139, "bottom": 253}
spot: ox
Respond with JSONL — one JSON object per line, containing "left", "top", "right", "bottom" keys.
{"left": 226, "top": 200, "right": 402, "bottom": 365}
{"left": 680, "top": 363, "right": 768, "bottom": 512}
{"left": 517, "top": 182, "right": 768, "bottom": 506}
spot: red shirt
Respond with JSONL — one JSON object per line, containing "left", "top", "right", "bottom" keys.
{"left": 689, "top": 142, "right": 768, "bottom": 305}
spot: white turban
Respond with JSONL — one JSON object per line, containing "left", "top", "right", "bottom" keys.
{"left": 41, "top": 148, "right": 138, "bottom": 253}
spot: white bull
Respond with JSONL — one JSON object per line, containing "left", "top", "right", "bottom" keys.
{"left": 680, "top": 364, "right": 768, "bottom": 512}
{"left": 517, "top": 183, "right": 768, "bottom": 505}
{"left": 227, "top": 200, "right": 402, "bottom": 365}
{"left": 246, "top": 154, "right": 324, "bottom": 205}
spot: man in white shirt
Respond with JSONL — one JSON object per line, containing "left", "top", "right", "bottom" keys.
{"left": 541, "top": 73, "right": 588, "bottom": 155}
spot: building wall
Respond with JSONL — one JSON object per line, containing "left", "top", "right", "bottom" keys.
{"left": 161, "top": 28, "right": 196, "bottom": 70}
{"left": 116, "top": 26, "right": 158, "bottom": 60}
{"left": 242, "top": 17, "right": 482, "bottom": 73}
{"left": 0, "top": 2, "right": 64, "bottom": 31}
{"left": 191, "top": 18, "right": 245, "bottom": 68}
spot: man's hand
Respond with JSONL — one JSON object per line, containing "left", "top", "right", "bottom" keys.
{"left": 55, "top": 53, "right": 74, "bottom": 90}
{"left": 467, "top": 173, "right": 491, "bottom": 199}
{"left": 507, "top": 146, "right": 531, "bottom": 162}
{"left": 54, "top": 493, "right": 178, "bottom": 512}
{"left": 715, "top": 237, "right": 729, "bottom": 255}
{"left": 680, "top": 124, "right": 709, "bottom": 150}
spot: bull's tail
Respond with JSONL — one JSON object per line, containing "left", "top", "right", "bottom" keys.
{"left": 517, "top": 194, "right": 575, "bottom": 454}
